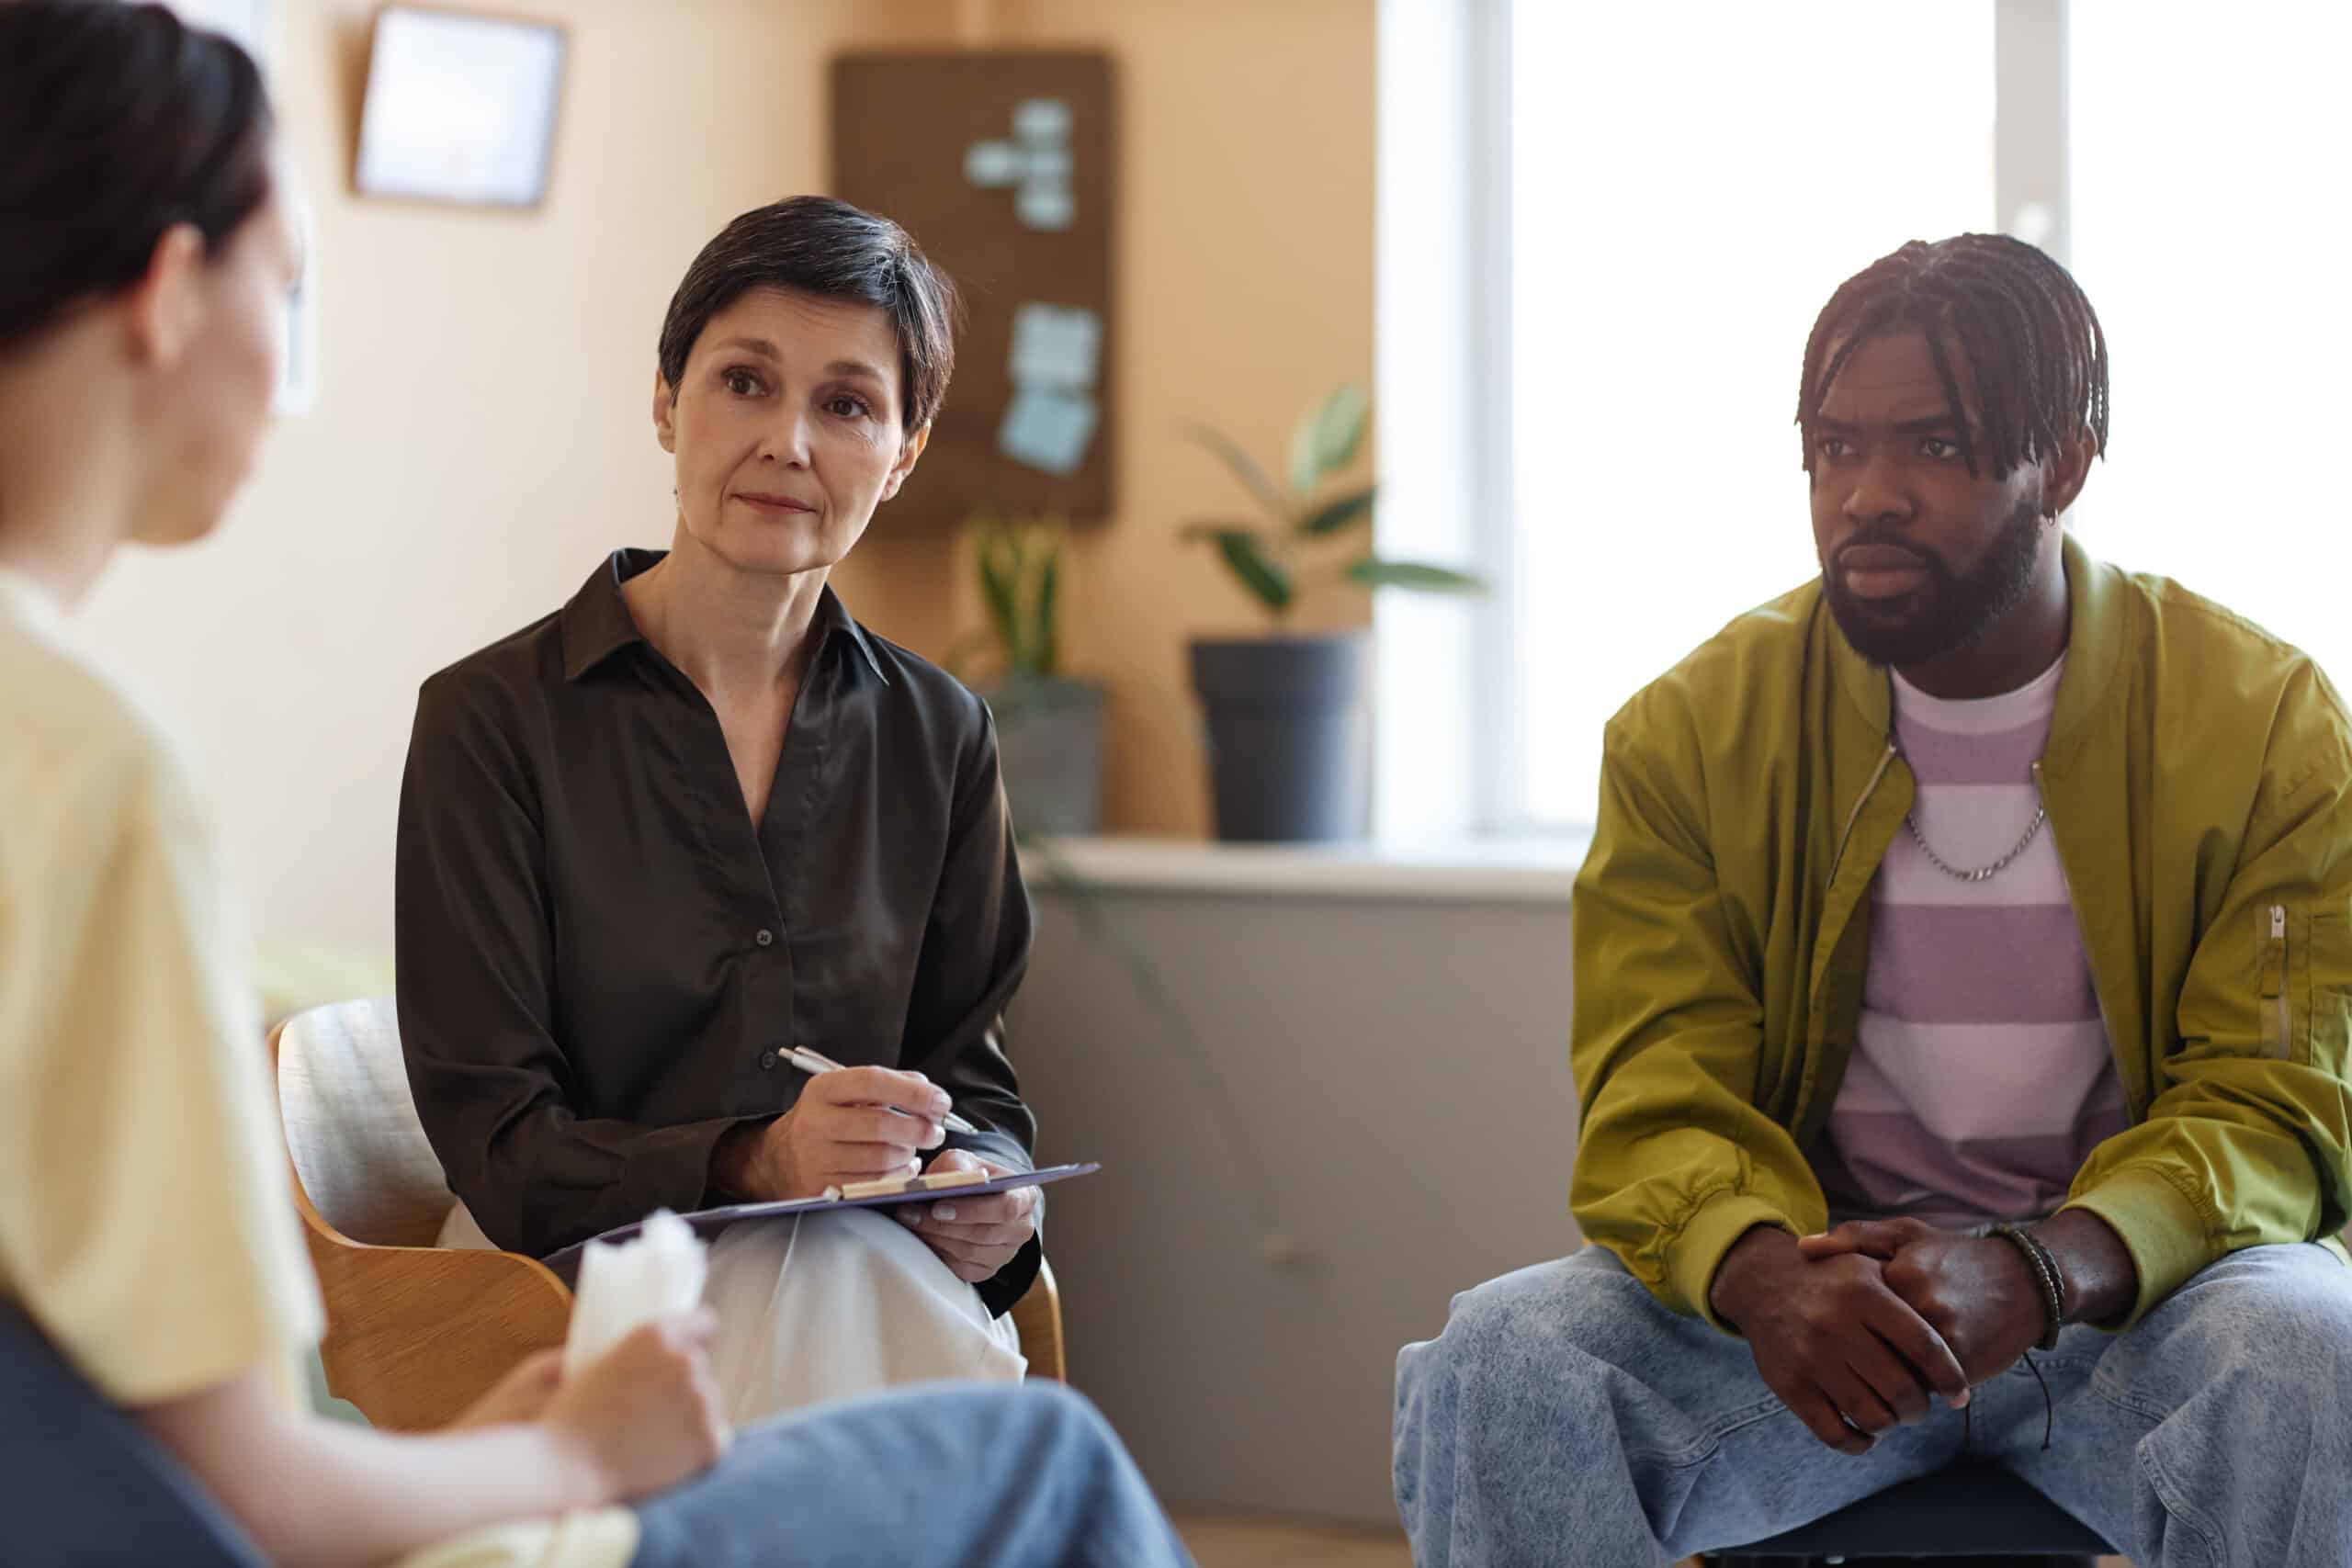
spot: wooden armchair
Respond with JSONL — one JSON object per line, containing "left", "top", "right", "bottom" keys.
{"left": 269, "top": 998, "right": 1064, "bottom": 1432}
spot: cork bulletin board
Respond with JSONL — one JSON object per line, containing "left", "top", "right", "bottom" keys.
{"left": 831, "top": 52, "right": 1116, "bottom": 532}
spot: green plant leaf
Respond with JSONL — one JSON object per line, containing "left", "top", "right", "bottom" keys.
{"left": 1181, "top": 517, "right": 1267, "bottom": 541}
{"left": 978, "top": 535, "right": 1022, "bottom": 659}
{"left": 1346, "top": 558, "right": 1486, "bottom": 594}
{"left": 964, "top": 513, "right": 1072, "bottom": 678}
{"left": 1183, "top": 423, "right": 1290, "bottom": 522}
{"left": 1295, "top": 483, "right": 1378, "bottom": 537}
{"left": 1288, "top": 382, "right": 1370, "bottom": 497}
{"left": 1035, "top": 550, "right": 1060, "bottom": 677}
{"left": 1012, "top": 528, "right": 1045, "bottom": 672}
{"left": 1214, "top": 531, "right": 1295, "bottom": 614}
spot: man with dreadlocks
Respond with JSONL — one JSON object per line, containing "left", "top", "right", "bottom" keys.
{"left": 1395, "top": 234, "right": 2352, "bottom": 1566}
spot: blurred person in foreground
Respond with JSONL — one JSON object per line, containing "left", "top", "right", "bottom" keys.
{"left": 1395, "top": 234, "right": 2352, "bottom": 1566}
{"left": 0, "top": 5, "right": 1189, "bottom": 1565}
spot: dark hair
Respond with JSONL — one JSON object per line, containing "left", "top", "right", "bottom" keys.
{"left": 0, "top": 1, "right": 276, "bottom": 350}
{"left": 657, "top": 196, "right": 959, "bottom": 434}
{"left": 1796, "top": 233, "right": 2109, "bottom": 480}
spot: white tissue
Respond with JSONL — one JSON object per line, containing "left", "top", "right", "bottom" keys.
{"left": 562, "top": 1209, "right": 709, "bottom": 1379}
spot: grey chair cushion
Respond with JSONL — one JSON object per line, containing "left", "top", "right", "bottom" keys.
{"left": 1725, "top": 1463, "right": 2115, "bottom": 1556}
{"left": 0, "top": 1306, "right": 268, "bottom": 1567}
{"left": 277, "top": 997, "right": 454, "bottom": 1247}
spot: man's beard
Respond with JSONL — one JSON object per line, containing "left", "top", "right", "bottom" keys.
{"left": 1821, "top": 495, "right": 2045, "bottom": 670}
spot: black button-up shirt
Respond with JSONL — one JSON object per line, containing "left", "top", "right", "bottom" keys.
{"left": 396, "top": 550, "right": 1039, "bottom": 1314}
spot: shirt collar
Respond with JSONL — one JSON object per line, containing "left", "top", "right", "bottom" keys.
{"left": 813, "top": 579, "right": 890, "bottom": 685}
{"left": 560, "top": 548, "right": 889, "bottom": 685}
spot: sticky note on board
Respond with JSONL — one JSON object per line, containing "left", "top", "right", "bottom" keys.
{"left": 967, "top": 100, "right": 1075, "bottom": 228}
{"left": 1016, "top": 180, "right": 1075, "bottom": 231}
{"left": 998, "top": 388, "right": 1099, "bottom": 476}
{"left": 964, "top": 139, "right": 1024, "bottom": 188}
{"left": 1012, "top": 97, "right": 1072, "bottom": 144}
{"left": 1008, "top": 302, "right": 1102, "bottom": 390}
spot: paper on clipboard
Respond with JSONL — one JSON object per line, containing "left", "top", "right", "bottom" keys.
{"left": 542, "top": 1161, "right": 1100, "bottom": 1283}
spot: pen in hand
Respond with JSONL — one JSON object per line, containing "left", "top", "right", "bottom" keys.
{"left": 782, "top": 1046, "right": 979, "bottom": 1135}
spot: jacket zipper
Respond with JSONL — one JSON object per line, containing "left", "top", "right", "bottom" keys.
{"left": 2270, "top": 903, "right": 2290, "bottom": 1057}
{"left": 1826, "top": 740, "right": 1900, "bottom": 891}
{"left": 1803, "top": 739, "right": 1901, "bottom": 1122}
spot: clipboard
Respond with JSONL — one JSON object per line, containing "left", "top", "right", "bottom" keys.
{"left": 542, "top": 1161, "right": 1100, "bottom": 1281}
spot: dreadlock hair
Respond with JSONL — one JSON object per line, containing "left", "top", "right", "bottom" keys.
{"left": 1796, "top": 233, "right": 2109, "bottom": 482}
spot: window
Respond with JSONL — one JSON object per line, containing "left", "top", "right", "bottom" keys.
{"left": 1506, "top": 2, "right": 1996, "bottom": 829}
{"left": 1382, "top": 1, "right": 2349, "bottom": 840}
{"left": 2067, "top": 6, "right": 2352, "bottom": 688}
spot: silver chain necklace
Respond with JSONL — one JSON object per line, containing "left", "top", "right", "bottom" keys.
{"left": 1905, "top": 798, "right": 2048, "bottom": 883}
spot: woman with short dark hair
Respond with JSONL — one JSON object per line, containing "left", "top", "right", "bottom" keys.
{"left": 0, "top": 6, "right": 1182, "bottom": 1563}
{"left": 395, "top": 196, "right": 1047, "bottom": 1418}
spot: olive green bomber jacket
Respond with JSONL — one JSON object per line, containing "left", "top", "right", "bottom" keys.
{"left": 1569, "top": 535, "right": 2352, "bottom": 1331}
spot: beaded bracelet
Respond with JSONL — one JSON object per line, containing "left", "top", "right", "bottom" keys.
{"left": 1987, "top": 1223, "right": 2067, "bottom": 1352}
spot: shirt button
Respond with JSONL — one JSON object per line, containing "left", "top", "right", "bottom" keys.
{"left": 755, "top": 928, "right": 775, "bottom": 948}
{"left": 759, "top": 1049, "right": 778, "bottom": 1071}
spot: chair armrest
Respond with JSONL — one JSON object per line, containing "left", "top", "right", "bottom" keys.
{"left": 300, "top": 1228, "right": 571, "bottom": 1432}
{"left": 1011, "top": 1257, "right": 1066, "bottom": 1383}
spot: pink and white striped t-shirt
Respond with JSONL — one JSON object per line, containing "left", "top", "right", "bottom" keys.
{"left": 1814, "top": 656, "right": 2131, "bottom": 1228}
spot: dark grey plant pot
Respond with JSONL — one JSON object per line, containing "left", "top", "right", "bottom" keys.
{"left": 978, "top": 673, "right": 1107, "bottom": 838}
{"left": 1188, "top": 632, "right": 1371, "bottom": 843}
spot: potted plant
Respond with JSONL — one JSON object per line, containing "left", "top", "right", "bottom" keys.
{"left": 950, "top": 513, "right": 1106, "bottom": 838}
{"left": 1183, "top": 383, "right": 1481, "bottom": 841}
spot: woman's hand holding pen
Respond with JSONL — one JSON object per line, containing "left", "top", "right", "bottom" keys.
{"left": 714, "top": 1065, "right": 950, "bottom": 1200}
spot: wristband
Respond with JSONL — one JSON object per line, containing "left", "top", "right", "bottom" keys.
{"left": 1987, "top": 1223, "right": 2066, "bottom": 1352}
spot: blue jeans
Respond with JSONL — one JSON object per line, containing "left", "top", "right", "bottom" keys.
{"left": 632, "top": 1382, "right": 1194, "bottom": 1567}
{"left": 1395, "top": 1243, "right": 2352, "bottom": 1567}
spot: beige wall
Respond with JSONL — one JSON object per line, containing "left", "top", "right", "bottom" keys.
{"left": 81, "top": 0, "right": 1374, "bottom": 950}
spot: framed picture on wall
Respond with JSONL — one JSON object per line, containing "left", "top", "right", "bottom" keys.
{"left": 353, "top": 5, "right": 568, "bottom": 209}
